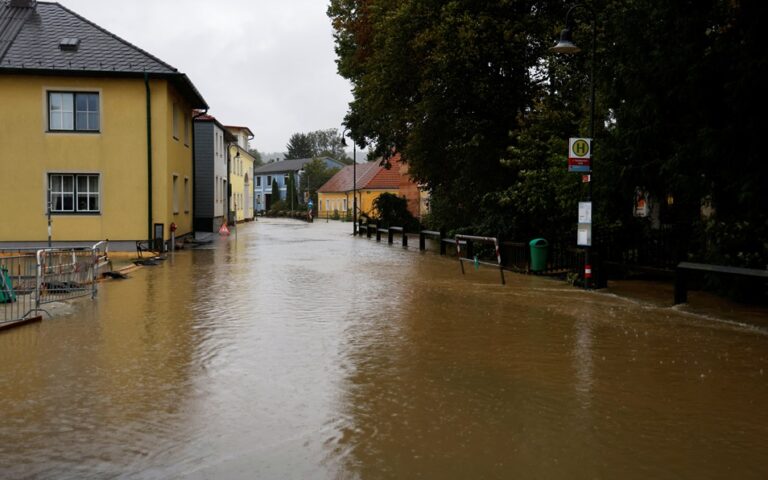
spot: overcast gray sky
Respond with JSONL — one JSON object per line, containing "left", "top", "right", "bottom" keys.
{"left": 62, "top": 0, "right": 353, "bottom": 153}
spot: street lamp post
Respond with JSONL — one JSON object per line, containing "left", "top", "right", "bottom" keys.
{"left": 342, "top": 128, "right": 357, "bottom": 235}
{"left": 551, "top": 3, "right": 597, "bottom": 289}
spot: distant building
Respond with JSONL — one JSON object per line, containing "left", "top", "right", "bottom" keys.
{"left": 253, "top": 157, "right": 345, "bottom": 212}
{"left": 318, "top": 161, "right": 399, "bottom": 220}
{"left": 225, "top": 126, "right": 256, "bottom": 222}
{"left": 193, "top": 112, "right": 235, "bottom": 231}
{"left": 0, "top": 0, "right": 207, "bottom": 250}
{"left": 396, "top": 154, "right": 430, "bottom": 220}
{"left": 318, "top": 155, "right": 429, "bottom": 221}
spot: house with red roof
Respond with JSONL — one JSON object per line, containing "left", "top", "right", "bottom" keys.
{"left": 317, "top": 156, "right": 421, "bottom": 221}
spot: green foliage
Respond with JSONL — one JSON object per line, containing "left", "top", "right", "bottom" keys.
{"left": 285, "top": 172, "right": 300, "bottom": 209}
{"left": 309, "top": 129, "right": 352, "bottom": 164}
{"left": 300, "top": 159, "right": 341, "bottom": 210}
{"left": 372, "top": 193, "right": 419, "bottom": 230}
{"left": 285, "top": 133, "right": 315, "bottom": 160}
{"left": 271, "top": 179, "right": 280, "bottom": 202}
{"left": 285, "top": 129, "right": 352, "bottom": 164}
{"left": 330, "top": 0, "right": 768, "bottom": 269}
{"left": 269, "top": 199, "right": 286, "bottom": 214}
{"left": 248, "top": 148, "right": 263, "bottom": 167}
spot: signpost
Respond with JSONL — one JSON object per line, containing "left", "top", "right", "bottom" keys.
{"left": 568, "top": 137, "right": 591, "bottom": 172}
{"left": 578, "top": 201, "right": 592, "bottom": 247}
{"left": 567, "top": 137, "right": 594, "bottom": 287}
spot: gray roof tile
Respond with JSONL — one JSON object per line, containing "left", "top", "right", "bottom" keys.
{"left": 0, "top": 1, "right": 207, "bottom": 107}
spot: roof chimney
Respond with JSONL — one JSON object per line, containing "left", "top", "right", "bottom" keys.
{"left": 10, "top": 0, "right": 37, "bottom": 8}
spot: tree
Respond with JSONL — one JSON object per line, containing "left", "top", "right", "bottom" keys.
{"left": 330, "top": 0, "right": 768, "bottom": 275}
{"left": 248, "top": 148, "right": 263, "bottom": 167}
{"left": 285, "top": 129, "right": 353, "bottom": 164}
{"left": 285, "top": 133, "right": 315, "bottom": 159}
{"left": 299, "top": 158, "right": 341, "bottom": 209}
{"left": 329, "top": 0, "right": 556, "bottom": 232}
{"left": 285, "top": 172, "right": 299, "bottom": 210}
{"left": 270, "top": 178, "right": 281, "bottom": 207}
{"left": 372, "top": 193, "right": 419, "bottom": 230}
{"left": 308, "top": 128, "right": 353, "bottom": 164}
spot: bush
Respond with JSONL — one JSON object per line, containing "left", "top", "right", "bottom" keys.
{"left": 372, "top": 193, "right": 420, "bottom": 230}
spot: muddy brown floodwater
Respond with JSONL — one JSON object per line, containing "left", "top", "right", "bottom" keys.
{"left": 1, "top": 219, "right": 767, "bottom": 479}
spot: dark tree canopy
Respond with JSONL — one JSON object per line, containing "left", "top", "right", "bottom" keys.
{"left": 330, "top": 0, "right": 768, "bottom": 269}
{"left": 285, "top": 129, "right": 353, "bottom": 164}
{"left": 285, "top": 133, "right": 315, "bottom": 160}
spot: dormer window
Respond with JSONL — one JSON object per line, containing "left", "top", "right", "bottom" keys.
{"left": 59, "top": 37, "right": 80, "bottom": 52}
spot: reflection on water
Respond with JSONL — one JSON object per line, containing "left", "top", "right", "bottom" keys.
{"left": 1, "top": 220, "right": 767, "bottom": 479}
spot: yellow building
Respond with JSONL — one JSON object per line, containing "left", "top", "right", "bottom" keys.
{"left": 0, "top": 1, "right": 207, "bottom": 250}
{"left": 317, "top": 162, "right": 401, "bottom": 220}
{"left": 225, "top": 126, "right": 255, "bottom": 223}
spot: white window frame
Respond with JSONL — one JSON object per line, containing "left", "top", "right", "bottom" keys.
{"left": 48, "top": 91, "right": 100, "bottom": 132}
{"left": 172, "top": 103, "right": 179, "bottom": 140}
{"left": 184, "top": 177, "right": 190, "bottom": 213}
{"left": 173, "top": 174, "right": 179, "bottom": 214}
{"left": 48, "top": 173, "right": 100, "bottom": 214}
{"left": 183, "top": 112, "right": 190, "bottom": 146}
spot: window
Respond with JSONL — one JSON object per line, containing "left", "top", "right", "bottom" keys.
{"left": 326, "top": 200, "right": 330, "bottom": 212}
{"left": 172, "top": 103, "right": 179, "bottom": 139}
{"left": 184, "top": 177, "right": 190, "bottom": 212}
{"left": 267, "top": 175, "right": 272, "bottom": 186}
{"left": 343, "top": 199, "right": 348, "bottom": 211}
{"left": 183, "top": 113, "right": 190, "bottom": 146}
{"left": 215, "top": 177, "right": 219, "bottom": 203}
{"left": 48, "top": 92, "right": 99, "bottom": 132}
{"left": 48, "top": 173, "right": 99, "bottom": 213}
{"left": 256, "top": 176, "right": 261, "bottom": 187}
{"left": 173, "top": 175, "right": 179, "bottom": 213}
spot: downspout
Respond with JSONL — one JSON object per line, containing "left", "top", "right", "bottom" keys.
{"left": 192, "top": 108, "right": 209, "bottom": 233}
{"left": 226, "top": 142, "right": 233, "bottom": 225}
{"left": 145, "top": 72, "right": 153, "bottom": 243}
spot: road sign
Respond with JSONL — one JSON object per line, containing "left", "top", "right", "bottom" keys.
{"left": 577, "top": 224, "right": 592, "bottom": 246}
{"left": 578, "top": 202, "right": 592, "bottom": 224}
{"left": 568, "top": 137, "right": 592, "bottom": 172}
{"left": 308, "top": 200, "right": 314, "bottom": 209}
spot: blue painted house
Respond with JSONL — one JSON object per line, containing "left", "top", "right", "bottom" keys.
{"left": 253, "top": 157, "right": 344, "bottom": 212}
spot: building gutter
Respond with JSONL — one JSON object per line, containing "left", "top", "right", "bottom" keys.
{"left": 144, "top": 72, "right": 153, "bottom": 243}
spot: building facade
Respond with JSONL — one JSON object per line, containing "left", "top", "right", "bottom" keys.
{"left": 193, "top": 113, "right": 234, "bottom": 232}
{"left": 253, "top": 157, "right": 345, "bottom": 212}
{"left": 317, "top": 161, "right": 402, "bottom": 220}
{"left": 0, "top": 1, "right": 208, "bottom": 250}
{"left": 226, "top": 126, "right": 255, "bottom": 223}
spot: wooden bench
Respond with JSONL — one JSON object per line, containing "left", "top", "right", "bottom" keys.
{"left": 674, "top": 262, "right": 768, "bottom": 304}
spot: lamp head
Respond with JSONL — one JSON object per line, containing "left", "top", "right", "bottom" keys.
{"left": 550, "top": 27, "right": 581, "bottom": 54}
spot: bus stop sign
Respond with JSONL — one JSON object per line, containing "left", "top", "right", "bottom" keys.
{"left": 568, "top": 137, "right": 592, "bottom": 172}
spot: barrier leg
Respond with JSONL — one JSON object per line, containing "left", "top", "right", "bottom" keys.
{"left": 674, "top": 268, "right": 688, "bottom": 305}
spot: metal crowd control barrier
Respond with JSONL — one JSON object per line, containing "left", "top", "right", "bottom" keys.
{"left": 1, "top": 252, "right": 39, "bottom": 328}
{"left": 455, "top": 234, "right": 505, "bottom": 285}
{"left": 0, "top": 241, "right": 108, "bottom": 328}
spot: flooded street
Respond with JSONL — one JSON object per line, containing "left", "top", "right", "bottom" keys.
{"left": 1, "top": 219, "right": 767, "bottom": 479}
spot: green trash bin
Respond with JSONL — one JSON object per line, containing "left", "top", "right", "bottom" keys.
{"left": 529, "top": 238, "right": 549, "bottom": 272}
